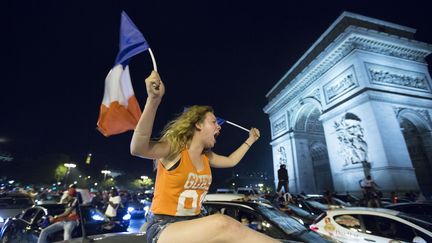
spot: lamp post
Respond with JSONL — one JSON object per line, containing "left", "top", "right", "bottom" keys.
{"left": 64, "top": 163, "right": 76, "bottom": 187}
{"left": 101, "top": 170, "right": 111, "bottom": 181}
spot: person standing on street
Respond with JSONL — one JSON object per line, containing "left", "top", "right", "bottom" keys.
{"left": 105, "top": 188, "right": 121, "bottom": 219}
{"left": 276, "top": 164, "right": 289, "bottom": 194}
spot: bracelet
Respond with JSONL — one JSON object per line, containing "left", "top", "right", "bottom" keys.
{"left": 244, "top": 142, "right": 251, "bottom": 147}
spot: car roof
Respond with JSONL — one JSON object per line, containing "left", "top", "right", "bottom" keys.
{"left": 385, "top": 202, "right": 432, "bottom": 207}
{"left": 326, "top": 207, "right": 400, "bottom": 216}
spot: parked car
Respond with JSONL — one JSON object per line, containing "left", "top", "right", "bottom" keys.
{"left": 384, "top": 202, "right": 432, "bottom": 222}
{"left": 236, "top": 187, "right": 260, "bottom": 196}
{"left": 202, "top": 193, "right": 334, "bottom": 242}
{"left": 310, "top": 207, "right": 432, "bottom": 243}
{"left": 215, "top": 188, "right": 236, "bottom": 194}
{"left": 380, "top": 197, "right": 413, "bottom": 207}
{"left": 279, "top": 203, "right": 318, "bottom": 227}
{"left": 127, "top": 199, "right": 147, "bottom": 219}
{"left": 303, "top": 194, "right": 351, "bottom": 207}
{"left": 332, "top": 193, "right": 361, "bottom": 206}
{"left": 0, "top": 192, "right": 34, "bottom": 229}
{"left": 0, "top": 203, "right": 130, "bottom": 243}
{"left": 34, "top": 193, "right": 61, "bottom": 205}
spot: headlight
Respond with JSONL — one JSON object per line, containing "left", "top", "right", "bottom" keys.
{"left": 127, "top": 207, "right": 135, "bottom": 213}
{"left": 0, "top": 216, "right": 4, "bottom": 223}
{"left": 122, "top": 213, "right": 131, "bottom": 220}
{"left": 91, "top": 214, "right": 105, "bottom": 221}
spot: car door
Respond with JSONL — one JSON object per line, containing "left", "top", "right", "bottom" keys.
{"left": 3, "top": 207, "right": 42, "bottom": 243}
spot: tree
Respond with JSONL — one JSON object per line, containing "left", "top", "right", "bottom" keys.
{"left": 129, "top": 177, "right": 154, "bottom": 190}
{"left": 101, "top": 178, "right": 116, "bottom": 190}
{"left": 142, "top": 177, "right": 154, "bottom": 188}
{"left": 54, "top": 164, "right": 68, "bottom": 182}
{"left": 130, "top": 179, "right": 143, "bottom": 190}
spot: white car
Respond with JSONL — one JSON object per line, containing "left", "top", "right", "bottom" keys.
{"left": 310, "top": 207, "right": 432, "bottom": 243}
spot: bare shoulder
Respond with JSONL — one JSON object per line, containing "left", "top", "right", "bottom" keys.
{"left": 160, "top": 153, "right": 182, "bottom": 170}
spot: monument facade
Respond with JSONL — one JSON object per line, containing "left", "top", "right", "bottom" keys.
{"left": 264, "top": 12, "right": 432, "bottom": 197}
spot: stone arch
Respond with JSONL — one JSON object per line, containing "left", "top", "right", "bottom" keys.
{"left": 292, "top": 102, "right": 334, "bottom": 193}
{"left": 309, "top": 141, "right": 333, "bottom": 192}
{"left": 397, "top": 109, "right": 432, "bottom": 198}
{"left": 396, "top": 109, "right": 431, "bottom": 132}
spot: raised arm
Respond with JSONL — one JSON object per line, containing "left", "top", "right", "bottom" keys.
{"left": 208, "top": 127, "right": 260, "bottom": 168}
{"left": 130, "top": 71, "right": 170, "bottom": 160}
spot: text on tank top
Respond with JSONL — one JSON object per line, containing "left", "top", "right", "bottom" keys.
{"left": 150, "top": 149, "right": 212, "bottom": 216}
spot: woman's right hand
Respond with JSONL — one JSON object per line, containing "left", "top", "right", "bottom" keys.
{"left": 145, "top": 70, "right": 165, "bottom": 100}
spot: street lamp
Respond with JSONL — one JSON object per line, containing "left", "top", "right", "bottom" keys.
{"left": 64, "top": 163, "right": 76, "bottom": 187}
{"left": 101, "top": 170, "right": 111, "bottom": 181}
{"left": 64, "top": 163, "right": 76, "bottom": 169}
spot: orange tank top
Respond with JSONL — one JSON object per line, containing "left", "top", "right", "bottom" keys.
{"left": 150, "top": 149, "right": 212, "bottom": 216}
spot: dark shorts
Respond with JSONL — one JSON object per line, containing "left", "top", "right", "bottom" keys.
{"left": 146, "top": 213, "right": 201, "bottom": 243}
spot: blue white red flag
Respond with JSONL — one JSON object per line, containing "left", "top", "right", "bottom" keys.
{"left": 97, "top": 11, "right": 149, "bottom": 137}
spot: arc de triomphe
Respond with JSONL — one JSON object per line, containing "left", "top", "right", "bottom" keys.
{"left": 264, "top": 12, "right": 432, "bottom": 197}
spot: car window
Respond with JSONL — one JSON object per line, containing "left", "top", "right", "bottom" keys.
{"left": 333, "top": 214, "right": 361, "bottom": 232}
{"left": 21, "top": 208, "right": 39, "bottom": 222}
{"left": 362, "top": 215, "right": 416, "bottom": 242}
{"left": 398, "top": 214, "right": 432, "bottom": 232}
{"left": 203, "top": 203, "right": 286, "bottom": 239}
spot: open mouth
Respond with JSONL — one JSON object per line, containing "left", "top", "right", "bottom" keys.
{"left": 214, "top": 132, "right": 220, "bottom": 139}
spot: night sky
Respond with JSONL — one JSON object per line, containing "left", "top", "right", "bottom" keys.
{"left": 1, "top": 1, "right": 431, "bottom": 188}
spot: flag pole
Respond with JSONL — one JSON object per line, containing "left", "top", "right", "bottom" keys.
{"left": 148, "top": 48, "right": 158, "bottom": 72}
{"left": 225, "top": 120, "right": 249, "bottom": 133}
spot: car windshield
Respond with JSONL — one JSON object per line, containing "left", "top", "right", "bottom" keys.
{"left": 0, "top": 197, "right": 33, "bottom": 209}
{"left": 398, "top": 213, "right": 432, "bottom": 232}
{"left": 257, "top": 205, "right": 307, "bottom": 235}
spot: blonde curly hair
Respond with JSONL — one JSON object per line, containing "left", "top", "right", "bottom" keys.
{"left": 159, "top": 105, "right": 214, "bottom": 160}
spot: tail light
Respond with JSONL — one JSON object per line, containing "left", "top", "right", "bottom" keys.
{"left": 309, "top": 225, "right": 319, "bottom": 231}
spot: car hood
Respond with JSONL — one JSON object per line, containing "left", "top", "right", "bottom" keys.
{"left": 58, "top": 232, "right": 146, "bottom": 243}
{"left": 0, "top": 208, "right": 24, "bottom": 219}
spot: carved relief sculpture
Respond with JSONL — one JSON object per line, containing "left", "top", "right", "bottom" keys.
{"left": 334, "top": 113, "right": 368, "bottom": 165}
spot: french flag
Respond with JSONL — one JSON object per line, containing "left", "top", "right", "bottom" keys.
{"left": 97, "top": 11, "right": 149, "bottom": 137}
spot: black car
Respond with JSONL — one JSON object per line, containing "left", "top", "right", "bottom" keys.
{"left": 202, "top": 194, "right": 334, "bottom": 242}
{"left": 0, "top": 203, "right": 129, "bottom": 243}
{"left": 385, "top": 202, "right": 432, "bottom": 222}
{"left": 279, "top": 203, "right": 318, "bottom": 227}
{"left": 0, "top": 192, "right": 34, "bottom": 229}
